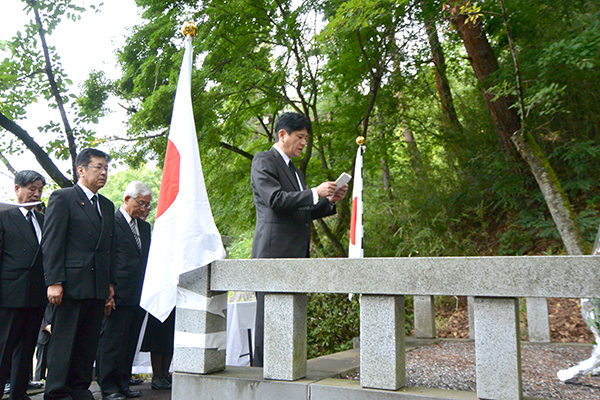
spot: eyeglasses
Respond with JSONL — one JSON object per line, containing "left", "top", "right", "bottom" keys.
{"left": 133, "top": 198, "right": 152, "bottom": 209}
{"left": 84, "top": 165, "right": 109, "bottom": 172}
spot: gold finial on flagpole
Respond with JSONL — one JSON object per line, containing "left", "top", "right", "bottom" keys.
{"left": 356, "top": 136, "right": 366, "bottom": 146}
{"left": 182, "top": 21, "right": 198, "bottom": 37}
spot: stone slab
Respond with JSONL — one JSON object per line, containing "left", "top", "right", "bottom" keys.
{"left": 211, "top": 256, "right": 600, "bottom": 298}
{"left": 179, "top": 265, "right": 224, "bottom": 298}
{"left": 311, "top": 378, "right": 478, "bottom": 400}
{"left": 361, "top": 295, "right": 405, "bottom": 390}
{"left": 474, "top": 297, "right": 522, "bottom": 400}
{"left": 414, "top": 295, "right": 436, "bottom": 339}
{"left": 467, "top": 297, "right": 475, "bottom": 339}
{"left": 172, "top": 368, "right": 314, "bottom": 400}
{"left": 173, "top": 346, "right": 226, "bottom": 375}
{"left": 526, "top": 297, "right": 551, "bottom": 342}
{"left": 264, "top": 293, "right": 307, "bottom": 381}
{"left": 175, "top": 307, "right": 227, "bottom": 333}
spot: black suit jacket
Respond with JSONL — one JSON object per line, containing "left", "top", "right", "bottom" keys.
{"left": 113, "top": 210, "right": 151, "bottom": 306}
{"left": 251, "top": 147, "right": 336, "bottom": 258}
{"left": 42, "top": 185, "right": 116, "bottom": 300}
{"left": 0, "top": 208, "right": 45, "bottom": 308}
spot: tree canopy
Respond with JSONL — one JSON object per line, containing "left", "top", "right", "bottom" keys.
{"left": 2, "top": 0, "right": 600, "bottom": 259}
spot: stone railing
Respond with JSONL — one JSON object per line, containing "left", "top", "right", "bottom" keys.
{"left": 173, "top": 256, "right": 599, "bottom": 400}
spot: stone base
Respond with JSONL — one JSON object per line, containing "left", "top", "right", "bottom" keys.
{"left": 173, "top": 369, "right": 486, "bottom": 400}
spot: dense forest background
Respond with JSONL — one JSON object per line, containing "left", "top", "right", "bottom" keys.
{"left": 109, "top": 0, "right": 600, "bottom": 260}
{"left": 2, "top": 0, "right": 600, "bottom": 356}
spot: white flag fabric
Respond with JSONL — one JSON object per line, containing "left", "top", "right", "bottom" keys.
{"left": 140, "top": 35, "right": 226, "bottom": 322}
{"left": 348, "top": 145, "right": 364, "bottom": 258}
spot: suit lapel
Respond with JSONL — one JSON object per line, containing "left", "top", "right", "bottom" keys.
{"left": 74, "top": 185, "right": 102, "bottom": 233}
{"left": 271, "top": 147, "right": 300, "bottom": 191}
{"left": 8, "top": 208, "right": 39, "bottom": 251}
{"left": 116, "top": 211, "right": 140, "bottom": 254}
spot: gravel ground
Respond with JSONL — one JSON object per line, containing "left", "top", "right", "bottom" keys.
{"left": 346, "top": 340, "right": 600, "bottom": 400}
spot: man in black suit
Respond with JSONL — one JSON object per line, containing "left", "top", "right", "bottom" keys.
{"left": 42, "top": 148, "right": 116, "bottom": 400}
{"left": 0, "top": 170, "right": 46, "bottom": 400}
{"left": 96, "top": 181, "right": 152, "bottom": 400}
{"left": 250, "top": 112, "right": 348, "bottom": 366}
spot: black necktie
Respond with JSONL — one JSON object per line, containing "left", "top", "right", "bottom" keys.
{"left": 27, "top": 210, "right": 38, "bottom": 243}
{"left": 289, "top": 161, "right": 298, "bottom": 190}
{"left": 91, "top": 195, "right": 101, "bottom": 219}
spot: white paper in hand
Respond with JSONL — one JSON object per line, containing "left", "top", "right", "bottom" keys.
{"left": 336, "top": 172, "right": 352, "bottom": 190}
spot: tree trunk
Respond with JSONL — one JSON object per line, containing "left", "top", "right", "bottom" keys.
{"left": 0, "top": 113, "right": 73, "bottom": 187}
{"left": 452, "top": 14, "right": 521, "bottom": 162}
{"left": 425, "top": 19, "right": 463, "bottom": 136}
{"left": 403, "top": 127, "right": 423, "bottom": 176}
{"left": 29, "top": 0, "right": 78, "bottom": 181}
{"left": 512, "top": 133, "right": 587, "bottom": 254}
{"left": 316, "top": 219, "right": 347, "bottom": 257}
{"left": 0, "top": 151, "right": 17, "bottom": 176}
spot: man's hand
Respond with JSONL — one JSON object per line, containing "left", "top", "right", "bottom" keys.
{"left": 109, "top": 283, "right": 115, "bottom": 301}
{"left": 329, "top": 184, "right": 349, "bottom": 203}
{"left": 105, "top": 298, "right": 116, "bottom": 316}
{"left": 105, "top": 284, "right": 116, "bottom": 316}
{"left": 44, "top": 324, "right": 52, "bottom": 334}
{"left": 315, "top": 181, "right": 337, "bottom": 198}
{"left": 47, "top": 284, "right": 64, "bottom": 306}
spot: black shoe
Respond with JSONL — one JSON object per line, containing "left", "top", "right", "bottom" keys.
{"left": 102, "top": 393, "right": 126, "bottom": 400}
{"left": 165, "top": 374, "right": 172, "bottom": 384}
{"left": 129, "top": 377, "right": 144, "bottom": 386}
{"left": 121, "top": 388, "right": 142, "bottom": 398}
{"left": 150, "top": 377, "right": 171, "bottom": 390}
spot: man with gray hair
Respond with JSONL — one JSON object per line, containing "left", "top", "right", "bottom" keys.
{"left": 0, "top": 170, "right": 46, "bottom": 400}
{"left": 96, "top": 181, "right": 152, "bottom": 400}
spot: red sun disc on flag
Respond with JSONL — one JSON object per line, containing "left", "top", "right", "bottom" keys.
{"left": 156, "top": 139, "right": 180, "bottom": 219}
{"left": 350, "top": 196, "right": 358, "bottom": 245}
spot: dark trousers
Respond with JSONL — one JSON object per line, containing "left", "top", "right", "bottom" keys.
{"left": 253, "top": 292, "right": 265, "bottom": 367}
{"left": 0, "top": 307, "right": 45, "bottom": 400}
{"left": 44, "top": 299, "right": 104, "bottom": 400}
{"left": 96, "top": 305, "right": 145, "bottom": 395}
{"left": 34, "top": 340, "right": 49, "bottom": 381}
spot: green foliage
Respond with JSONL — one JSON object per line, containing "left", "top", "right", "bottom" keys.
{"left": 99, "top": 165, "right": 162, "bottom": 225}
{"left": 307, "top": 293, "right": 359, "bottom": 359}
{"left": 75, "top": 70, "right": 113, "bottom": 124}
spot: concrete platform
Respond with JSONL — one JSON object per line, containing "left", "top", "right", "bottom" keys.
{"left": 21, "top": 380, "right": 172, "bottom": 400}
{"left": 171, "top": 338, "right": 556, "bottom": 400}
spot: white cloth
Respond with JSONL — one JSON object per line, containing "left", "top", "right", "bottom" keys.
{"left": 226, "top": 301, "right": 256, "bottom": 367}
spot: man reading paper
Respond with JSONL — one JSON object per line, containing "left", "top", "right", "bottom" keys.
{"left": 250, "top": 112, "right": 348, "bottom": 367}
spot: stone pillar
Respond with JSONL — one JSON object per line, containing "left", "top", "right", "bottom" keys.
{"left": 474, "top": 297, "right": 523, "bottom": 400}
{"left": 360, "top": 295, "right": 405, "bottom": 390}
{"left": 414, "top": 295, "right": 436, "bottom": 338}
{"left": 174, "top": 265, "right": 227, "bottom": 374}
{"left": 468, "top": 296, "right": 475, "bottom": 338}
{"left": 526, "top": 297, "right": 551, "bottom": 342}
{"left": 263, "top": 293, "right": 307, "bottom": 381}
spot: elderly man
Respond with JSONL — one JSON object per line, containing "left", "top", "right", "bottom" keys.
{"left": 43, "top": 148, "right": 117, "bottom": 400}
{"left": 250, "top": 112, "right": 348, "bottom": 367}
{"left": 0, "top": 170, "right": 46, "bottom": 400}
{"left": 96, "top": 181, "right": 152, "bottom": 400}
